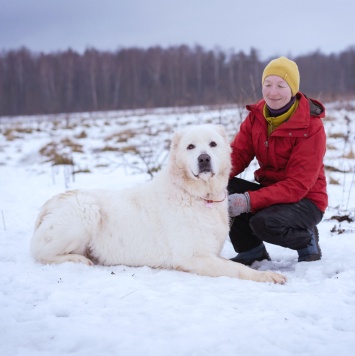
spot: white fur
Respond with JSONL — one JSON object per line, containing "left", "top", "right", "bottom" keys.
{"left": 31, "top": 124, "right": 286, "bottom": 284}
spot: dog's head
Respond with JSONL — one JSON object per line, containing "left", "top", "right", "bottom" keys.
{"left": 169, "top": 124, "right": 231, "bottom": 187}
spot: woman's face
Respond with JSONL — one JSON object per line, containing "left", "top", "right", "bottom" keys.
{"left": 262, "top": 75, "right": 292, "bottom": 110}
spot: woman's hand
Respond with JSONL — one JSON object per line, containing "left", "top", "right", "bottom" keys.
{"left": 228, "top": 193, "right": 250, "bottom": 217}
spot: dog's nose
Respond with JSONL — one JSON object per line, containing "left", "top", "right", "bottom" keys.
{"left": 198, "top": 154, "right": 211, "bottom": 164}
{"left": 198, "top": 154, "right": 212, "bottom": 173}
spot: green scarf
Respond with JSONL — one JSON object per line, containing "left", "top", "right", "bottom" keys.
{"left": 263, "top": 99, "right": 299, "bottom": 136}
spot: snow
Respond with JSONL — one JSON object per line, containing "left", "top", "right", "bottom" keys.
{"left": 1, "top": 104, "right": 355, "bottom": 356}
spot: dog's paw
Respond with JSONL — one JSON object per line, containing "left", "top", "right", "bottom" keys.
{"left": 258, "top": 271, "right": 287, "bottom": 284}
{"left": 66, "top": 254, "right": 94, "bottom": 266}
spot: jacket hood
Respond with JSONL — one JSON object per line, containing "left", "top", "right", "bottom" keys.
{"left": 308, "top": 97, "right": 325, "bottom": 117}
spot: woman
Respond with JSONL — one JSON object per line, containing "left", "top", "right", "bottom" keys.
{"left": 228, "top": 56, "right": 327, "bottom": 265}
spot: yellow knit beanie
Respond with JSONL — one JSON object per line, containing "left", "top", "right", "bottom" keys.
{"left": 262, "top": 56, "right": 300, "bottom": 96}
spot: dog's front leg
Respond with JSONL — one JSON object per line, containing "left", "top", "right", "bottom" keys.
{"left": 178, "top": 255, "right": 287, "bottom": 284}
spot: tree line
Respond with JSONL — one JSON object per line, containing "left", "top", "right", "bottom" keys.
{"left": 0, "top": 45, "right": 355, "bottom": 117}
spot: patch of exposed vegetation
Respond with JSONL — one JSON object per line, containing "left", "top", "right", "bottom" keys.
{"left": 328, "top": 176, "right": 340, "bottom": 185}
{"left": 74, "top": 168, "right": 91, "bottom": 174}
{"left": 39, "top": 138, "right": 83, "bottom": 165}
{"left": 121, "top": 145, "right": 139, "bottom": 154}
{"left": 74, "top": 131, "right": 88, "bottom": 139}
{"left": 105, "top": 129, "right": 142, "bottom": 143}
{"left": 3, "top": 129, "right": 21, "bottom": 141}
{"left": 324, "top": 165, "right": 349, "bottom": 173}
{"left": 323, "top": 115, "right": 337, "bottom": 122}
{"left": 2, "top": 126, "right": 36, "bottom": 141}
{"left": 52, "top": 154, "right": 74, "bottom": 165}
{"left": 328, "top": 132, "right": 346, "bottom": 139}
{"left": 100, "top": 145, "right": 121, "bottom": 152}
{"left": 342, "top": 148, "right": 355, "bottom": 159}
{"left": 60, "top": 138, "right": 83, "bottom": 153}
{"left": 326, "top": 144, "right": 337, "bottom": 150}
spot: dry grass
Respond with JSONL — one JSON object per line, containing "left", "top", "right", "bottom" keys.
{"left": 326, "top": 144, "right": 337, "bottom": 150}
{"left": 105, "top": 129, "right": 140, "bottom": 143}
{"left": 3, "top": 129, "right": 20, "bottom": 141}
{"left": 323, "top": 115, "right": 337, "bottom": 122}
{"left": 342, "top": 148, "right": 355, "bottom": 159}
{"left": 120, "top": 145, "right": 140, "bottom": 154}
{"left": 328, "top": 132, "right": 346, "bottom": 139}
{"left": 74, "top": 131, "right": 88, "bottom": 139}
{"left": 2, "top": 126, "right": 36, "bottom": 141}
{"left": 52, "top": 154, "right": 74, "bottom": 165}
{"left": 60, "top": 138, "right": 83, "bottom": 153}
{"left": 73, "top": 168, "right": 91, "bottom": 174}
{"left": 39, "top": 138, "right": 83, "bottom": 165}
{"left": 324, "top": 165, "right": 349, "bottom": 173}
{"left": 328, "top": 176, "right": 340, "bottom": 185}
{"left": 100, "top": 145, "right": 120, "bottom": 152}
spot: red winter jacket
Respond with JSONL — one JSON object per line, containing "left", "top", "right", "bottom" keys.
{"left": 230, "top": 92, "right": 328, "bottom": 213}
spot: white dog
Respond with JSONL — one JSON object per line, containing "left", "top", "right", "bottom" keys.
{"left": 31, "top": 124, "right": 286, "bottom": 284}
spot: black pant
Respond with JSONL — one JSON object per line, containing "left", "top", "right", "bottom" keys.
{"left": 228, "top": 177, "right": 323, "bottom": 253}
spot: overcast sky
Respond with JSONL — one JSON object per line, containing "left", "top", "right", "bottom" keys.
{"left": 1, "top": 0, "right": 354, "bottom": 60}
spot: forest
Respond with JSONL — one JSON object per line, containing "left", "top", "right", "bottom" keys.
{"left": 1, "top": 45, "right": 355, "bottom": 116}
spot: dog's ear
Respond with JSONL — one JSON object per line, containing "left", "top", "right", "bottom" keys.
{"left": 215, "top": 125, "right": 229, "bottom": 143}
{"left": 170, "top": 129, "right": 182, "bottom": 151}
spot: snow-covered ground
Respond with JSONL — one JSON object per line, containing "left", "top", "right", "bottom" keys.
{"left": 1, "top": 103, "right": 355, "bottom": 356}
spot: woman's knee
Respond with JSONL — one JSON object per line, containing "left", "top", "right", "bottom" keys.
{"left": 250, "top": 208, "right": 280, "bottom": 236}
{"left": 249, "top": 206, "right": 312, "bottom": 249}
{"left": 249, "top": 208, "right": 288, "bottom": 246}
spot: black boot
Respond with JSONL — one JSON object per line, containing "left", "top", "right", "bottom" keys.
{"left": 230, "top": 243, "right": 271, "bottom": 266}
{"left": 297, "top": 226, "right": 322, "bottom": 262}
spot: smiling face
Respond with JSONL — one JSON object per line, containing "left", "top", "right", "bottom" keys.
{"left": 262, "top": 75, "right": 292, "bottom": 110}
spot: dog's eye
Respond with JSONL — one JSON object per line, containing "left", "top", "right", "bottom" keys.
{"left": 209, "top": 141, "right": 217, "bottom": 147}
{"left": 187, "top": 144, "right": 195, "bottom": 150}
